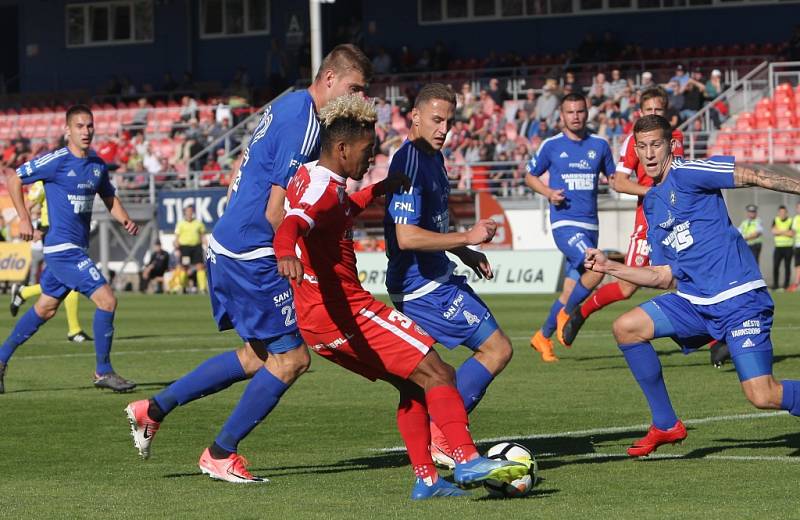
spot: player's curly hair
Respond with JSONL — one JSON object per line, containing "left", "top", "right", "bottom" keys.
{"left": 319, "top": 94, "right": 377, "bottom": 152}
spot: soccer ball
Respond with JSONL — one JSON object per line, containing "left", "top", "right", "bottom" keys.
{"left": 483, "top": 442, "right": 538, "bottom": 498}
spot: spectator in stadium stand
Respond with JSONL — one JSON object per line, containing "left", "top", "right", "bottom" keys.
{"left": 140, "top": 240, "right": 170, "bottom": 293}
{"left": 670, "top": 64, "right": 689, "bottom": 89}
{"left": 200, "top": 151, "right": 223, "bottom": 187}
{"left": 609, "top": 69, "right": 628, "bottom": 99}
{"left": 487, "top": 78, "right": 507, "bottom": 106}
{"left": 666, "top": 80, "right": 685, "bottom": 114}
{"left": 739, "top": 204, "right": 764, "bottom": 264}
{"left": 588, "top": 79, "right": 609, "bottom": 122}
{"left": 535, "top": 80, "right": 559, "bottom": 126}
{"left": 772, "top": 205, "right": 795, "bottom": 291}
{"left": 640, "top": 71, "right": 656, "bottom": 89}
{"left": 375, "top": 97, "right": 391, "bottom": 129}
{"left": 371, "top": 47, "right": 392, "bottom": 74}
{"left": 126, "top": 98, "right": 150, "bottom": 136}
{"left": 532, "top": 118, "right": 556, "bottom": 140}
{"left": 563, "top": 71, "right": 579, "bottom": 93}
{"left": 415, "top": 49, "right": 432, "bottom": 71}
{"left": 592, "top": 72, "right": 612, "bottom": 98}
{"left": 522, "top": 89, "right": 537, "bottom": 117}
{"left": 680, "top": 68, "right": 706, "bottom": 121}
{"left": 494, "top": 132, "right": 512, "bottom": 159}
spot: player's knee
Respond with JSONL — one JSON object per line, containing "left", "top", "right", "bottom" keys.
{"left": 238, "top": 344, "right": 267, "bottom": 376}
{"left": 483, "top": 332, "right": 513, "bottom": 368}
{"left": 279, "top": 347, "right": 311, "bottom": 381}
{"left": 743, "top": 381, "right": 782, "bottom": 409}
{"left": 612, "top": 313, "right": 645, "bottom": 344}
{"left": 34, "top": 305, "right": 58, "bottom": 321}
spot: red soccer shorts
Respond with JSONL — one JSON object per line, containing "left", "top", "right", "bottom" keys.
{"left": 626, "top": 205, "right": 651, "bottom": 267}
{"left": 300, "top": 300, "right": 434, "bottom": 381}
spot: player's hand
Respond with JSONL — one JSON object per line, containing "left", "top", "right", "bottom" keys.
{"left": 459, "top": 248, "right": 494, "bottom": 280}
{"left": 548, "top": 189, "right": 565, "bottom": 205}
{"left": 584, "top": 248, "right": 609, "bottom": 273}
{"left": 17, "top": 219, "right": 33, "bottom": 241}
{"left": 123, "top": 219, "right": 139, "bottom": 236}
{"left": 465, "top": 219, "right": 497, "bottom": 245}
{"left": 383, "top": 172, "right": 411, "bottom": 194}
{"left": 277, "top": 256, "right": 304, "bottom": 285}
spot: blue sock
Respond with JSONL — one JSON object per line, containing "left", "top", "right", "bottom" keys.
{"left": 154, "top": 350, "right": 246, "bottom": 415}
{"left": 93, "top": 309, "right": 115, "bottom": 375}
{"left": 0, "top": 308, "right": 46, "bottom": 364}
{"left": 215, "top": 367, "right": 289, "bottom": 453}
{"left": 564, "top": 280, "right": 592, "bottom": 313}
{"left": 619, "top": 342, "right": 678, "bottom": 430}
{"left": 541, "top": 299, "right": 564, "bottom": 337}
{"left": 456, "top": 357, "right": 494, "bottom": 413}
{"left": 780, "top": 380, "right": 800, "bottom": 416}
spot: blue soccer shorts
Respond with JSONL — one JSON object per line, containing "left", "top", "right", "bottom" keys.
{"left": 393, "top": 275, "right": 499, "bottom": 350}
{"left": 41, "top": 249, "right": 107, "bottom": 299}
{"left": 207, "top": 251, "right": 303, "bottom": 354}
{"left": 640, "top": 287, "right": 775, "bottom": 382}
{"left": 552, "top": 226, "right": 598, "bottom": 277}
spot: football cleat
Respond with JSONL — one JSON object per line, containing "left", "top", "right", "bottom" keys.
{"left": 530, "top": 330, "right": 558, "bottom": 362}
{"left": 627, "top": 420, "right": 687, "bottom": 457}
{"left": 453, "top": 456, "right": 528, "bottom": 489}
{"left": 555, "top": 308, "right": 572, "bottom": 348}
{"left": 0, "top": 360, "right": 6, "bottom": 394}
{"left": 125, "top": 400, "right": 161, "bottom": 459}
{"left": 410, "top": 477, "right": 471, "bottom": 500}
{"left": 93, "top": 372, "right": 136, "bottom": 392}
{"left": 429, "top": 422, "right": 455, "bottom": 470}
{"left": 710, "top": 341, "right": 731, "bottom": 368}
{"left": 198, "top": 448, "right": 268, "bottom": 484}
{"left": 561, "top": 307, "right": 586, "bottom": 347}
{"left": 68, "top": 331, "right": 93, "bottom": 343}
{"left": 9, "top": 283, "right": 25, "bottom": 317}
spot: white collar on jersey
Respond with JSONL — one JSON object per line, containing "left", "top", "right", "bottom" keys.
{"left": 309, "top": 163, "right": 346, "bottom": 184}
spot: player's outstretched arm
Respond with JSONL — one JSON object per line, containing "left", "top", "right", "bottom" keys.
{"left": 396, "top": 218, "right": 497, "bottom": 252}
{"left": 584, "top": 248, "right": 674, "bottom": 289}
{"left": 4, "top": 167, "right": 33, "bottom": 240}
{"left": 611, "top": 171, "right": 650, "bottom": 197}
{"left": 274, "top": 215, "right": 310, "bottom": 285}
{"left": 266, "top": 185, "right": 287, "bottom": 231}
{"left": 449, "top": 246, "right": 493, "bottom": 279}
{"left": 734, "top": 164, "right": 800, "bottom": 195}
{"left": 349, "top": 173, "right": 411, "bottom": 213}
{"left": 102, "top": 195, "right": 139, "bottom": 235}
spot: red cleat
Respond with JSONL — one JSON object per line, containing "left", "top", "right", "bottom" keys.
{"left": 627, "top": 420, "right": 687, "bottom": 457}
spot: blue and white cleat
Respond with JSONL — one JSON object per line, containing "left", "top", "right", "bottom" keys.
{"left": 453, "top": 456, "right": 528, "bottom": 489}
{"left": 410, "top": 477, "right": 472, "bottom": 500}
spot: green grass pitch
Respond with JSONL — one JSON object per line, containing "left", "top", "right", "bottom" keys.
{"left": 1, "top": 292, "right": 798, "bottom": 519}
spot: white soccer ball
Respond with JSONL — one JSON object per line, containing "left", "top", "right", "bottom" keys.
{"left": 483, "top": 442, "right": 538, "bottom": 498}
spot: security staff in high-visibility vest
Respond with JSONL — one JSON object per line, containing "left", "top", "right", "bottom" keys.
{"left": 738, "top": 204, "right": 763, "bottom": 264}
{"left": 791, "top": 202, "right": 800, "bottom": 292}
{"left": 174, "top": 204, "right": 207, "bottom": 293}
{"left": 772, "top": 204, "right": 794, "bottom": 291}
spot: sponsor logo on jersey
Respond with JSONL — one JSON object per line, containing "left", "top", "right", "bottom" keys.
{"left": 443, "top": 293, "right": 465, "bottom": 320}
{"left": 77, "top": 259, "right": 92, "bottom": 271}
{"left": 414, "top": 324, "right": 429, "bottom": 337}
{"left": 309, "top": 332, "right": 353, "bottom": 352}
{"left": 393, "top": 201, "right": 414, "bottom": 213}
{"left": 567, "top": 160, "right": 592, "bottom": 170}
{"left": 273, "top": 289, "right": 292, "bottom": 306}
{"left": 741, "top": 338, "right": 756, "bottom": 348}
{"left": 463, "top": 310, "right": 481, "bottom": 326}
{"left": 559, "top": 151, "right": 568, "bottom": 158}
{"left": 93, "top": 167, "right": 102, "bottom": 177}
{"left": 67, "top": 169, "right": 77, "bottom": 177}
{"left": 658, "top": 211, "right": 675, "bottom": 229}
{"left": 587, "top": 150, "right": 597, "bottom": 159}
{"left": 77, "top": 181, "right": 95, "bottom": 189}
{"left": 562, "top": 172, "right": 595, "bottom": 190}
{"left": 731, "top": 320, "right": 761, "bottom": 338}
{"left": 662, "top": 220, "right": 693, "bottom": 252}
{"left": 670, "top": 190, "right": 676, "bottom": 205}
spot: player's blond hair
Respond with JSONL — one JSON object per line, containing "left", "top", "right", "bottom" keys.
{"left": 319, "top": 93, "right": 377, "bottom": 129}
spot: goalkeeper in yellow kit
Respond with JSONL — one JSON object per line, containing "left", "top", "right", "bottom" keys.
{"left": 10, "top": 181, "right": 91, "bottom": 343}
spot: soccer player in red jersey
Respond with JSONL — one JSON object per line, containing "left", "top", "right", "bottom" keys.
{"left": 560, "top": 87, "right": 686, "bottom": 345}
{"left": 274, "top": 94, "right": 527, "bottom": 500}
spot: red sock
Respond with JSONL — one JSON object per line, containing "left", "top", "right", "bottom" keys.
{"left": 426, "top": 386, "right": 478, "bottom": 464}
{"left": 397, "top": 397, "right": 437, "bottom": 482}
{"left": 580, "top": 282, "right": 626, "bottom": 318}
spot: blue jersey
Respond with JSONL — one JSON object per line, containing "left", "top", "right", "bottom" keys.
{"left": 643, "top": 156, "right": 765, "bottom": 304}
{"left": 16, "top": 147, "right": 114, "bottom": 252}
{"left": 212, "top": 90, "right": 319, "bottom": 257}
{"left": 384, "top": 140, "right": 455, "bottom": 296}
{"left": 526, "top": 132, "right": 615, "bottom": 230}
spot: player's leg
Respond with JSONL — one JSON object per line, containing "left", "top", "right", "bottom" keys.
{"left": 201, "top": 336, "right": 308, "bottom": 483}
{"left": 195, "top": 263, "right": 207, "bottom": 293}
{"left": 772, "top": 249, "right": 782, "bottom": 290}
{"left": 555, "top": 230, "right": 602, "bottom": 346}
{"left": 10, "top": 282, "right": 42, "bottom": 317}
{"left": 64, "top": 291, "right": 90, "bottom": 342}
{"left": 531, "top": 275, "right": 575, "bottom": 363}
{"left": 0, "top": 291, "right": 61, "bottom": 393}
{"left": 87, "top": 283, "right": 134, "bottom": 391}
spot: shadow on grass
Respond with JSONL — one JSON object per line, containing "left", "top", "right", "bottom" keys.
{"left": 2, "top": 380, "right": 175, "bottom": 394}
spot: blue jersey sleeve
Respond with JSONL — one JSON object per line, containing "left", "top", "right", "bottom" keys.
{"left": 602, "top": 142, "right": 616, "bottom": 175}
{"left": 386, "top": 145, "right": 423, "bottom": 225}
{"left": 526, "top": 141, "right": 550, "bottom": 177}
{"left": 97, "top": 163, "right": 116, "bottom": 198}
{"left": 675, "top": 156, "right": 736, "bottom": 192}
{"left": 15, "top": 151, "right": 62, "bottom": 185}
{"left": 270, "top": 124, "right": 317, "bottom": 189}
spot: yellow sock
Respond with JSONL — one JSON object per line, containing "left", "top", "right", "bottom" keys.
{"left": 64, "top": 291, "right": 83, "bottom": 336}
{"left": 20, "top": 284, "right": 42, "bottom": 300}
{"left": 197, "top": 269, "right": 208, "bottom": 292}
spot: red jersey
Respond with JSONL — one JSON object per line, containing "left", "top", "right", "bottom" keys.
{"left": 284, "top": 163, "right": 381, "bottom": 333}
{"left": 616, "top": 129, "right": 684, "bottom": 203}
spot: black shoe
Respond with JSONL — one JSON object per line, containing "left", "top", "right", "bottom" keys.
{"left": 93, "top": 372, "right": 137, "bottom": 392}
{"left": 9, "top": 283, "right": 25, "bottom": 317}
{"left": 0, "top": 360, "right": 6, "bottom": 394}
{"left": 562, "top": 307, "right": 586, "bottom": 346}
{"left": 68, "top": 331, "right": 93, "bottom": 343}
{"left": 710, "top": 342, "right": 731, "bottom": 368}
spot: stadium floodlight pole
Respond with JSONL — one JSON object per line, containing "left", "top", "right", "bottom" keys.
{"left": 309, "top": 0, "right": 329, "bottom": 82}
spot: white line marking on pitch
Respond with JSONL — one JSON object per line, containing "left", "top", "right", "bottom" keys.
{"left": 14, "top": 346, "right": 229, "bottom": 361}
{"left": 377, "top": 411, "right": 789, "bottom": 453}
{"left": 537, "top": 452, "right": 800, "bottom": 463}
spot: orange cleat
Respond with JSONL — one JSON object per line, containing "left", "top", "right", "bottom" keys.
{"left": 530, "top": 330, "right": 558, "bottom": 362}
{"left": 555, "top": 308, "right": 572, "bottom": 348}
{"left": 627, "top": 420, "right": 687, "bottom": 457}
{"left": 198, "top": 448, "right": 268, "bottom": 484}
{"left": 429, "top": 421, "right": 455, "bottom": 470}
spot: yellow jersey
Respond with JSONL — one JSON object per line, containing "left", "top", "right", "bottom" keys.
{"left": 27, "top": 181, "right": 48, "bottom": 227}
{"left": 175, "top": 219, "right": 206, "bottom": 247}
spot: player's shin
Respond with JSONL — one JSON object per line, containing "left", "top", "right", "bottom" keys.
{"left": 541, "top": 299, "right": 564, "bottom": 337}
{"left": 212, "top": 366, "right": 290, "bottom": 456}
{"left": 564, "top": 280, "right": 592, "bottom": 313}
{"left": 397, "top": 396, "right": 438, "bottom": 483}
{"left": 93, "top": 309, "right": 115, "bottom": 374}
{"left": 152, "top": 350, "right": 246, "bottom": 416}
{"left": 0, "top": 307, "right": 46, "bottom": 364}
{"left": 426, "top": 386, "right": 478, "bottom": 464}
{"left": 619, "top": 342, "right": 678, "bottom": 430}
{"left": 581, "top": 282, "right": 626, "bottom": 318}
{"left": 456, "top": 357, "right": 493, "bottom": 413}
